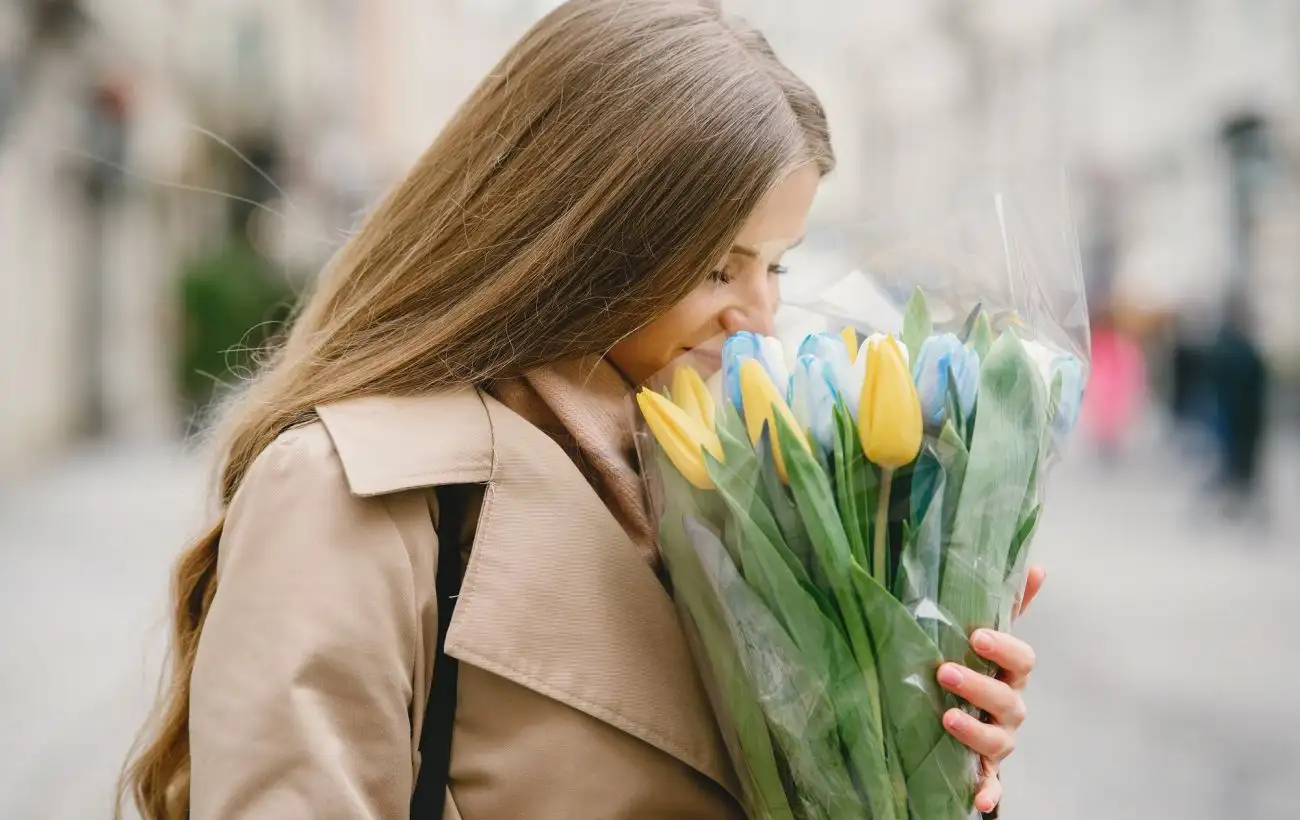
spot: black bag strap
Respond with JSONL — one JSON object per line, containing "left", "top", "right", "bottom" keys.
{"left": 410, "top": 486, "right": 468, "bottom": 819}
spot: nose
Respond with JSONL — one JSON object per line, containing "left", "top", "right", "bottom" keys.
{"left": 719, "top": 277, "right": 779, "bottom": 337}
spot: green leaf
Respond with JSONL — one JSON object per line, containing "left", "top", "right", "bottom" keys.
{"left": 851, "top": 564, "right": 975, "bottom": 819}
{"left": 755, "top": 431, "right": 816, "bottom": 573}
{"left": 937, "top": 331, "right": 1047, "bottom": 671}
{"left": 650, "top": 459, "right": 794, "bottom": 819}
{"left": 705, "top": 452, "right": 830, "bottom": 618}
{"left": 1004, "top": 504, "right": 1041, "bottom": 586}
{"left": 956, "top": 301, "right": 983, "bottom": 343}
{"left": 932, "top": 421, "right": 969, "bottom": 584}
{"left": 772, "top": 411, "right": 898, "bottom": 820}
{"left": 832, "top": 404, "right": 875, "bottom": 568}
{"left": 895, "top": 452, "right": 945, "bottom": 639}
{"left": 969, "top": 312, "right": 994, "bottom": 361}
{"left": 902, "top": 286, "right": 933, "bottom": 364}
{"left": 690, "top": 513, "right": 871, "bottom": 819}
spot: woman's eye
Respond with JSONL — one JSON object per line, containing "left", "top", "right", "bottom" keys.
{"left": 708, "top": 269, "right": 734, "bottom": 285}
{"left": 768, "top": 264, "right": 790, "bottom": 276}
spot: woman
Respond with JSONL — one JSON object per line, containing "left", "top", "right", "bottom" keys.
{"left": 121, "top": 2, "right": 1044, "bottom": 818}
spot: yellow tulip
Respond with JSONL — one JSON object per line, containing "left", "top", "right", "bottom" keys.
{"left": 637, "top": 388, "right": 724, "bottom": 490}
{"left": 739, "top": 358, "right": 810, "bottom": 482}
{"left": 841, "top": 326, "right": 859, "bottom": 362}
{"left": 671, "top": 366, "right": 716, "bottom": 433}
{"left": 858, "top": 335, "right": 923, "bottom": 468}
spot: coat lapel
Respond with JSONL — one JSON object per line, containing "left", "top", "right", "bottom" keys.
{"left": 317, "top": 391, "right": 739, "bottom": 801}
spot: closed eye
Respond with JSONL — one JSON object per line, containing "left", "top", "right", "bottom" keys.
{"left": 769, "top": 264, "right": 790, "bottom": 276}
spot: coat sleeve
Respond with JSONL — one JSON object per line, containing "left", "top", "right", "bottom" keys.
{"left": 190, "top": 424, "right": 422, "bottom": 820}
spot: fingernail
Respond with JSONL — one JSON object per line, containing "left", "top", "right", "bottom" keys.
{"left": 944, "top": 709, "right": 968, "bottom": 730}
{"left": 938, "top": 665, "right": 963, "bottom": 687}
{"left": 972, "top": 630, "right": 995, "bottom": 652}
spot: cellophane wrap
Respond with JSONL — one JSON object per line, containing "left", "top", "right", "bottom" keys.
{"left": 634, "top": 181, "right": 1089, "bottom": 819}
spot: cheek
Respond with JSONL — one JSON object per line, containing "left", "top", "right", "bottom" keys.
{"left": 651, "top": 289, "right": 725, "bottom": 352}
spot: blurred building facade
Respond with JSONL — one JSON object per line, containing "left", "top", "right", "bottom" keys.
{"left": 0, "top": 1, "right": 193, "bottom": 472}
{"left": 773, "top": 0, "right": 1300, "bottom": 368}
{"left": 3, "top": 0, "right": 1300, "bottom": 474}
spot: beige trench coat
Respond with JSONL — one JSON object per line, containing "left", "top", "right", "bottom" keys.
{"left": 189, "top": 389, "right": 744, "bottom": 819}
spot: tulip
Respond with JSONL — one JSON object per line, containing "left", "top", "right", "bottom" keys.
{"left": 723, "top": 331, "right": 791, "bottom": 414}
{"left": 671, "top": 366, "right": 716, "bottom": 433}
{"left": 858, "top": 335, "right": 923, "bottom": 469}
{"left": 759, "top": 335, "right": 792, "bottom": 397}
{"left": 637, "top": 388, "right": 724, "bottom": 490}
{"left": 723, "top": 332, "right": 760, "bottom": 414}
{"left": 841, "top": 333, "right": 904, "bottom": 420}
{"left": 841, "top": 326, "right": 859, "bottom": 362}
{"left": 798, "top": 331, "right": 853, "bottom": 373}
{"left": 790, "top": 354, "right": 841, "bottom": 452}
{"left": 740, "top": 358, "right": 810, "bottom": 482}
{"left": 911, "top": 333, "right": 981, "bottom": 428}
{"left": 1023, "top": 339, "right": 1086, "bottom": 446}
{"left": 1050, "top": 354, "right": 1085, "bottom": 446}
{"left": 856, "top": 334, "right": 923, "bottom": 584}
{"left": 1022, "top": 338, "right": 1062, "bottom": 388}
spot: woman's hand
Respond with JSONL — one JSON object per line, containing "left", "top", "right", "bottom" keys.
{"left": 936, "top": 565, "right": 1046, "bottom": 815}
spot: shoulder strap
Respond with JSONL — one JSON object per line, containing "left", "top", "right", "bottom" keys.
{"left": 409, "top": 485, "right": 470, "bottom": 819}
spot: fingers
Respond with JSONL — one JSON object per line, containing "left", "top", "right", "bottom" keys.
{"left": 1014, "top": 565, "right": 1047, "bottom": 620}
{"left": 943, "top": 707, "right": 1017, "bottom": 760}
{"left": 970, "top": 629, "right": 1036, "bottom": 689}
{"left": 937, "top": 663, "right": 1027, "bottom": 729}
{"left": 975, "top": 758, "right": 1003, "bottom": 815}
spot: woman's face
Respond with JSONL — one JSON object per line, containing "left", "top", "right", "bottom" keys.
{"left": 609, "top": 165, "right": 821, "bottom": 384}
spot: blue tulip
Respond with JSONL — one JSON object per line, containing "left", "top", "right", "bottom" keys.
{"left": 797, "top": 331, "right": 851, "bottom": 394}
{"left": 797, "top": 332, "right": 851, "bottom": 368}
{"left": 1050, "top": 355, "right": 1085, "bottom": 446}
{"left": 723, "top": 331, "right": 791, "bottom": 414}
{"left": 912, "top": 333, "right": 980, "bottom": 428}
{"left": 790, "top": 354, "right": 841, "bottom": 452}
{"left": 723, "top": 332, "right": 761, "bottom": 413}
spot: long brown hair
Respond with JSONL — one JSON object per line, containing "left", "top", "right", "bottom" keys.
{"left": 120, "top": 1, "right": 833, "bottom": 816}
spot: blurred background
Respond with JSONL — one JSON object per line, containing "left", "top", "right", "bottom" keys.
{"left": 1, "top": 1, "right": 1297, "bottom": 818}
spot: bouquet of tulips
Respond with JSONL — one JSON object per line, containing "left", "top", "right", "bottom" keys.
{"left": 635, "top": 288, "right": 1086, "bottom": 820}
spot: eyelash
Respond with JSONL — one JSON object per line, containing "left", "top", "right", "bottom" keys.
{"left": 709, "top": 264, "right": 789, "bottom": 285}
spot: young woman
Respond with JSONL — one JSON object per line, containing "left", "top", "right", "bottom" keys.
{"left": 121, "top": 2, "right": 1045, "bottom": 818}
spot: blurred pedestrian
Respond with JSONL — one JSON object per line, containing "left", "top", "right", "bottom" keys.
{"left": 1209, "top": 294, "right": 1269, "bottom": 516}
{"left": 1082, "top": 311, "right": 1147, "bottom": 459}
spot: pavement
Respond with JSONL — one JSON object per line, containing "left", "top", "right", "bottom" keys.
{"left": 1, "top": 427, "right": 1297, "bottom": 819}
{"left": 0, "top": 442, "right": 206, "bottom": 820}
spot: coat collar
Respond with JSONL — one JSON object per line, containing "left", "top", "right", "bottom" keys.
{"left": 316, "top": 391, "right": 739, "bottom": 801}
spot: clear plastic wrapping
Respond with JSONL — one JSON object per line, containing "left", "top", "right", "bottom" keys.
{"left": 635, "top": 183, "right": 1088, "bottom": 819}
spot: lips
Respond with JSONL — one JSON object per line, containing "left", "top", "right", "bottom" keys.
{"left": 683, "top": 347, "right": 723, "bottom": 373}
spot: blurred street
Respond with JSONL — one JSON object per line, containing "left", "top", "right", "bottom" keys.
{"left": 1, "top": 427, "right": 1297, "bottom": 819}
{"left": 0, "top": 443, "right": 205, "bottom": 820}
{"left": 1006, "top": 426, "right": 1300, "bottom": 820}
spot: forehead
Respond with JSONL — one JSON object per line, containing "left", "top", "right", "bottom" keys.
{"left": 732, "top": 165, "right": 820, "bottom": 252}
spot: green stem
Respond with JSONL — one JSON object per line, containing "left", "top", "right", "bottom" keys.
{"left": 874, "top": 468, "right": 893, "bottom": 585}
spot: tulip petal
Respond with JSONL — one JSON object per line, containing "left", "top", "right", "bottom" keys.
{"left": 722, "top": 332, "right": 761, "bottom": 414}
{"left": 637, "top": 389, "right": 723, "bottom": 489}
{"left": 759, "top": 336, "right": 791, "bottom": 395}
{"left": 791, "top": 355, "right": 840, "bottom": 453}
{"left": 740, "top": 359, "right": 809, "bottom": 482}
{"left": 859, "top": 335, "right": 923, "bottom": 468}
{"left": 841, "top": 326, "right": 860, "bottom": 361}
{"left": 912, "top": 333, "right": 982, "bottom": 428}
{"left": 672, "top": 366, "right": 716, "bottom": 433}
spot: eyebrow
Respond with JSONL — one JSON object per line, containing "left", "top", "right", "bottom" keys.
{"left": 730, "top": 236, "right": 805, "bottom": 258}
